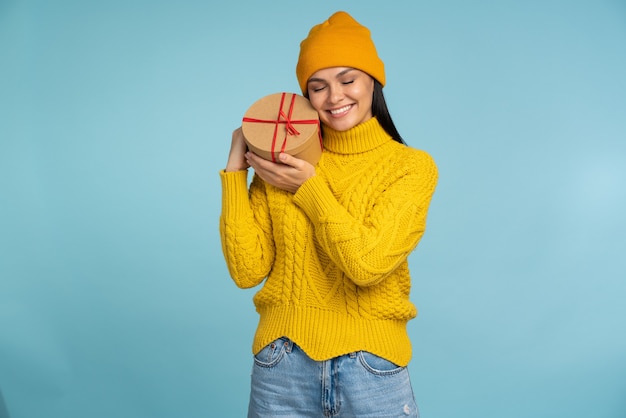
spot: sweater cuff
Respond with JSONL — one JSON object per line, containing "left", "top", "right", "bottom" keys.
{"left": 293, "top": 175, "right": 336, "bottom": 224}
{"left": 219, "top": 169, "right": 250, "bottom": 218}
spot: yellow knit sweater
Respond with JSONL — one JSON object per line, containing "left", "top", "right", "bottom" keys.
{"left": 219, "top": 117, "right": 438, "bottom": 366}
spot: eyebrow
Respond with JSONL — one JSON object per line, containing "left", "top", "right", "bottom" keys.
{"left": 307, "top": 68, "right": 356, "bottom": 84}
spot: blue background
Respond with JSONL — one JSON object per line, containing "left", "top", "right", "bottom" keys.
{"left": 1, "top": 1, "right": 625, "bottom": 417}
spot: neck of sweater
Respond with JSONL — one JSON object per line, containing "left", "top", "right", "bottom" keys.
{"left": 322, "top": 117, "right": 392, "bottom": 155}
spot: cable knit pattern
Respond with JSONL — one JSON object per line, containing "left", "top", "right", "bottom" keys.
{"left": 219, "top": 117, "right": 438, "bottom": 366}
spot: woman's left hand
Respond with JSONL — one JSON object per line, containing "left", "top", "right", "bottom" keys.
{"left": 245, "top": 151, "right": 316, "bottom": 194}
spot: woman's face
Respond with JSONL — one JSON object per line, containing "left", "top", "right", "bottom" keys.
{"left": 306, "top": 67, "right": 374, "bottom": 132}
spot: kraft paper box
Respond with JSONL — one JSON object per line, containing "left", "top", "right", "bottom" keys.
{"left": 242, "top": 92, "right": 323, "bottom": 165}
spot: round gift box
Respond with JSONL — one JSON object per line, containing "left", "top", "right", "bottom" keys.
{"left": 242, "top": 92, "right": 322, "bottom": 165}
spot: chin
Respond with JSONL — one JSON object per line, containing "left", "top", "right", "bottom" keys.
{"left": 325, "top": 119, "right": 357, "bottom": 132}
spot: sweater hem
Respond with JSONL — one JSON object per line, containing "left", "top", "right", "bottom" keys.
{"left": 252, "top": 305, "right": 413, "bottom": 367}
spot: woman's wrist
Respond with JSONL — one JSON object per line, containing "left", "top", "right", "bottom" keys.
{"left": 224, "top": 164, "right": 248, "bottom": 172}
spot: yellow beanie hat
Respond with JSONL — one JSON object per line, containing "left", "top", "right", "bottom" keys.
{"left": 296, "top": 11, "right": 385, "bottom": 94}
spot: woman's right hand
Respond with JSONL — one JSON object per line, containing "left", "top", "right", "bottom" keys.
{"left": 225, "top": 127, "right": 250, "bottom": 172}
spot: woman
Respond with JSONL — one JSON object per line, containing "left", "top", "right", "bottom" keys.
{"left": 220, "top": 11, "right": 438, "bottom": 417}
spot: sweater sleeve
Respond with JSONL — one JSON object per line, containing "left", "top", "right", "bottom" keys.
{"left": 219, "top": 170, "right": 275, "bottom": 288}
{"left": 292, "top": 150, "right": 438, "bottom": 287}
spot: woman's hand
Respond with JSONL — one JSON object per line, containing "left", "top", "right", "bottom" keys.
{"left": 246, "top": 151, "right": 316, "bottom": 194}
{"left": 225, "top": 127, "right": 250, "bottom": 172}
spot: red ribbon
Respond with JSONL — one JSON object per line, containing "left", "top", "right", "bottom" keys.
{"left": 243, "top": 92, "right": 323, "bottom": 163}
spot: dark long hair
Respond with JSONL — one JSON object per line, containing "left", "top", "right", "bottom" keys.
{"left": 372, "top": 80, "right": 405, "bottom": 144}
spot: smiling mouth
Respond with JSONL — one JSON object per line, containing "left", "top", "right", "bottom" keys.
{"left": 328, "top": 104, "right": 352, "bottom": 115}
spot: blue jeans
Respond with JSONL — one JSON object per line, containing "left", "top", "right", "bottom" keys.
{"left": 248, "top": 337, "right": 420, "bottom": 417}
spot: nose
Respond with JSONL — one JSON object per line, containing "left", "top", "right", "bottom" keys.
{"left": 327, "top": 84, "right": 345, "bottom": 105}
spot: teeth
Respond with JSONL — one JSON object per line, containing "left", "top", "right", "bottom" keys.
{"left": 330, "top": 105, "right": 351, "bottom": 115}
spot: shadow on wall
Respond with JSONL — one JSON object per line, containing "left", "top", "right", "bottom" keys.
{"left": 0, "top": 389, "right": 9, "bottom": 418}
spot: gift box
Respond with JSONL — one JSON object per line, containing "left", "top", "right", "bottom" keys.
{"left": 242, "top": 92, "right": 323, "bottom": 165}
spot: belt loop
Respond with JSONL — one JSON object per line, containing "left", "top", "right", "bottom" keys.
{"left": 349, "top": 352, "right": 357, "bottom": 359}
